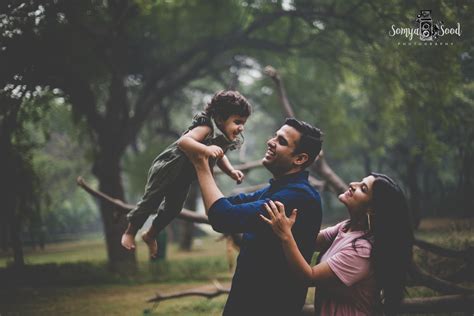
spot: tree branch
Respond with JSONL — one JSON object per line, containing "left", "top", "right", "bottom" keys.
{"left": 77, "top": 177, "right": 473, "bottom": 296}
{"left": 302, "top": 294, "right": 474, "bottom": 315}
{"left": 408, "top": 261, "right": 474, "bottom": 294}
{"left": 263, "top": 65, "right": 348, "bottom": 194}
{"left": 414, "top": 239, "right": 474, "bottom": 261}
{"left": 312, "top": 151, "right": 348, "bottom": 194}
{"left": 76, "top": 176, "right": 209, "bottom": 224}
{"left": 147, "top": 280, "right": 230, "bottom": 303}
{"left": 263, "top": 66, "right": 295, "bottom": 117}
{"left": 146, "top": 282, "right": 474, "bottom": 315}
{"left": 214, "top": 160, "right": 263, "bottom": 175}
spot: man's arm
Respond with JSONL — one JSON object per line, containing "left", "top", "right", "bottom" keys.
{"left": 225, "top": 187, "right": 268, "bottom": 205}
{"left": 191, "top": 154, "right": 319, "bottom": 234}
{"left": 209, "top": 187, "right": 313, "bottom": 234}
{"left": 193, "top": 157, "right": 225, "bottom": 215}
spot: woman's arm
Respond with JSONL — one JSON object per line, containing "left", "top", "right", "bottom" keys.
{"left": 260, "top": 201, "right": 337, "bottom": 285}
{"left": 315, "top": 232, "right": 331, "bottom": 252}
{"left": 178, "top": 125, "right": 223, "bottom": 159}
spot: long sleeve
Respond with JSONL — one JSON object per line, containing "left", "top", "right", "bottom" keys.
{"left": 208, "top": 187, "right": 320, "bottom": 237}
{"left": 225, "top": 187, "right": 268, "bottom": 205}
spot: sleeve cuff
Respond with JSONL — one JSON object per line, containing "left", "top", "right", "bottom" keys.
{"left": 208, "top": 197, "right": 229, "bottom": 215}
{"left": 208, "top": 197, "right": 232, "bottom": 231}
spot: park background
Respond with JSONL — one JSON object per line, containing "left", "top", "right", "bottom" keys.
{"left": 0, "top": 0, "right": 473, "bottom": 315}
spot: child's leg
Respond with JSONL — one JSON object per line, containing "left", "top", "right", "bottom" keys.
{"left": 142, "top": 185, "right": 190, "bottom": 258}
{"left": 121, "top": 223, "right": 139, "bottom": 250}
{"left": 122, "top": 170, "right": 166, "bottom": 250}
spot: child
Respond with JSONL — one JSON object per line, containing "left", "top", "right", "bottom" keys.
{"left": 121, "top": 90, "right": 251, "bottom": 258}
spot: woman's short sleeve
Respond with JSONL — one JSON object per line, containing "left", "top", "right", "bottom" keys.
{"left": 320, "top": 221, "right": 346, "bottom": 243}
{"left": 326, "top": 241, "right": 372, "bottom": 287}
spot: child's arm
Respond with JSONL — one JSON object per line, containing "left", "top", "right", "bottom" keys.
{"left": 217, "top": 155, "right": 244, "bottom": 184}
{"left": 178, "top": 125, "right": 224, "bottom": 159}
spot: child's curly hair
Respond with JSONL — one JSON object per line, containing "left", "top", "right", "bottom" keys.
{"left": 205, "top": 90, "right": 251, "bottom": 120}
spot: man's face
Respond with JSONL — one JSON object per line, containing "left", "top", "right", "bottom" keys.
{"left": 262, "top": 124, "right": 301, "bottom": 176}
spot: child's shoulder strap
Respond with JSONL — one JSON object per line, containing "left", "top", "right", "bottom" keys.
{"left": 184, "top": 112, "right": 214, "bottom": 135}
{"left": 190, "top": 112, "right": 213, "bottom": 129}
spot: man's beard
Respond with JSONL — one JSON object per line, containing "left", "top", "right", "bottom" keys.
{"left": 262, "top": 158, "right": 291, "bottom": 177}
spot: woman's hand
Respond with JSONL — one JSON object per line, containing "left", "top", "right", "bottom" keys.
{"left": 259, "top": 200, "right": 297, "bottom": 241}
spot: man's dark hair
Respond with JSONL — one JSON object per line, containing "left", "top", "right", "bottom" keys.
{"left": 205, "top": 90, "right": 252, "bottom": 120}
{"left": 284, "top": 118, "right": 323, "bottom": 168}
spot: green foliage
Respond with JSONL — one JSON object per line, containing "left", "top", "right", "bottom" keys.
{"left": 30, "top": 101, "right": 100, "bottom": 236}
{"left": 1, "top": 0, "right": 473, "bottom": 267}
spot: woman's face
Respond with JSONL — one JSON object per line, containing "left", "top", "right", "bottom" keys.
{"left": 338, "top": 175, "right": 376, "bottom": 215}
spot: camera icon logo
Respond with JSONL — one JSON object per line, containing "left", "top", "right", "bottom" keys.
{"left": 415, "top": 10, "right": 443, "bottom": 41}
{"left": 417, "top": 10, "right": 433, "bottom": 41}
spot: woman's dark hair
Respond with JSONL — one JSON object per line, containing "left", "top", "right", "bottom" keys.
{"left": 284, "top": 118, "right": 323, "bottom": 168}
{"left": 370, "top": 172, "right": 414, "bottom": 315}
{"left": 324, "top": 174, "right": 413, "bottom": 314}
{"left": 204, "top": 90, "right": 251, "bottom": 120}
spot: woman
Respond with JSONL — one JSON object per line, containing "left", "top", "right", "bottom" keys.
{"left": 260, "top": 173, "right": 413, "bottom": 315}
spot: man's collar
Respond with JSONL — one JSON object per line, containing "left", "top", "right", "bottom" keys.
{"left": 269, "top": 170, "right": 309, "bottom": 186}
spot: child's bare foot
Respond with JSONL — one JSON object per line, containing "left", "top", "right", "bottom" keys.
{"left": 121, "top": 233, "right": 136, "bottom": 251}
{"left": 142, "top": 231, "right": 158, "bottom": 259}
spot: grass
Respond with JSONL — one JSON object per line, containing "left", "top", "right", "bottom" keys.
{"left": 0, "top": 235, "right": 233, "bottom": 315}
{"left": 1, "top": 283, "right": 228, "bottom": 316}
{"left": 0, "top": 233, "right": 226, "bottom": 267}
{"left": 0, "top": 218, "right": 472, "bottom": 315}
{"left": 413, "top": 217, "right": 473, "bottom": 285}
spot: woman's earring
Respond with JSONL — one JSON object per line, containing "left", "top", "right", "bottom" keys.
{"left": 367, "top": 213, "right": 372, "bottom": 231}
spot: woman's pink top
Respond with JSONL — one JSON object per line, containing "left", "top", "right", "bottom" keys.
{"left": 316, "top": 220, "right": 377, "bottom": 315}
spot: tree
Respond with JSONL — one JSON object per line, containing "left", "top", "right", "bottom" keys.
{"left": 3, "top": 0, "right": 358, "bottom": 271}
{"left": 3, "top": 0, "right": 472, "bottom": 271}
{"left": 0, "top": 94, "right": 48, "bottom": 267}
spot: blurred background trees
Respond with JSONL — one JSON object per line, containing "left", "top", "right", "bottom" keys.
{"left": 1, "top": 0, "right": 472, "bottom": 271}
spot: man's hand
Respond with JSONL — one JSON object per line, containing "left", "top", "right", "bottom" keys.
{"left": 230, "top": 169, "right": 244, "bottom": 184}
{"left": 205, "top": 145, "right": 224, "bottom": 159}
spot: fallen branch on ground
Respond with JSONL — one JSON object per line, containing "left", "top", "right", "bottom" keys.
{"left": 301, "top": 294, "right": 474, "bottom": 315}
{"left": 147, "top": 282, "right": 474, "bottom": 314}
{"left": 414, "top": 238, "right": 474, "bottom": 261}
{"left": 408, "top": 261, "right": 474, "bottom": 294}
{"left": 147, "top": 280, "right": 230, "bottom": 303}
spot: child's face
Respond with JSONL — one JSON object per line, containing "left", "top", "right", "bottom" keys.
{"left": 219, "top": 114, "right": 248, "bottom": 141}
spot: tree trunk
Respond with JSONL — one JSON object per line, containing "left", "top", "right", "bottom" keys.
{"left": 407, "top": 157, "right": 422, "bottom": 228}
{"left": 0, "top": 221, "right": 7, "bottom": 251}
{"left": 10, "top": 213, "right": 24, "bottom": 268}
{"left": 362, "top": 151, "right": 372, "bottom": 176}
{"left": 92, "top": 150, "right": 136, "bottom": 272}
{"left": 460, "top": 148, "right": 473, "bottom": 217}
{"left": 180, "top": 183, "right": 198, "bottom": 251}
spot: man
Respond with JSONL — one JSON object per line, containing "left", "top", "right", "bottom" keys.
{"left": 186, "top": 118, "right": 323, "bottom": 315}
